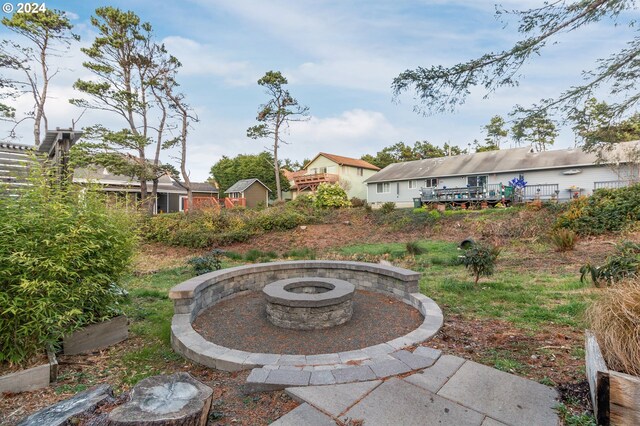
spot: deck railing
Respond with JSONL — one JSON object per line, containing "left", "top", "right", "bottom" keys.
{"left": 522, "top": 184, "right": 559, "bottom": 199}
{"left": 593, "top": 180, "right": 634, "bottom": 190}
{"left": 224, "top": 197, "right": 246, "bottom": 208}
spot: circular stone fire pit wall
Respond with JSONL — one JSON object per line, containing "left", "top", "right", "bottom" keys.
{"left": 263, "top": 278, "right": 355, "bottom": 330}
{"left": 169, "top": 261, "right": 443, "bottom": 372}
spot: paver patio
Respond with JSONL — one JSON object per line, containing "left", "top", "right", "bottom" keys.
{"left": 276, "top": 354, "right": 559, "bottom": 426}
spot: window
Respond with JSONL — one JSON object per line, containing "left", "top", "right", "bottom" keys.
{"left": 425, "top": 178, "right": 438, "bottom": 187}
{"left": 179, "top": 196, "right": 187, "bottom": 212}
{"left": 376, "top": 182, "right": 390, "bottom": 193}
{"left": 408, "top": 180, "right": 417, "bottom": 189}
{"left": 357, "top": 167, "right": 363, "bottom": 176}
{"left": 467, "top": 175, "right": 488, "bottom": 187}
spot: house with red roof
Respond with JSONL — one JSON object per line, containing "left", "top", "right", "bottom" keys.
{"left": 288, "top": 152, "right": 380, "bottom": 200}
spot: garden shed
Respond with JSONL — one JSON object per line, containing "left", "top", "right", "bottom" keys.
{"left": 224, "top": 178, "right": 271, "bottom": 208}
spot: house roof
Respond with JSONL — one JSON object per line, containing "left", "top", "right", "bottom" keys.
{"left": 224, "top": 178, "right": 271, "bottom": 193}
{"left": 364, "top": 141, "right": 640, "bottom": 183}
{"left": 305, "top": 153, "right": 380, "bottom": 171}
{"left": 283, "top": 169, "right": 306, "bottom": 181}
{"left": 73, "top": 166, "right": 218, "bottom": 194}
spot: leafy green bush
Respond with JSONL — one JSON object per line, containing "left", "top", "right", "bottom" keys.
{"left": 557, "top": 184, "right": 640, "bottom": 235}
{"left": 460, "top": 242, "right": 501, "bottom": 285}
{"left": 549, "top": 228, "right": 577, "bottom": 252}
{"left": 0, "top": 165, "right": 136, "bottom": 365}
{"left": 314, "top": 183, "right": 350, "bottom": 208}
{"left": 187, "top": 249, "right": 224, "bottom": 275}
{"left": 580, "top": 241, "right": 640, "bottom": 287}
{"left": 428, "top": 209, "right": 441, "bottom": 220}
{"left": 251, "top": 207, "right": 305, "bottom": 231}
{"left": 380, "top": 202, "right": 396, "bottom": 214}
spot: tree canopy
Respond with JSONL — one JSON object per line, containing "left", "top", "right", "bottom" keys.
{"left": 247, "top": 70, "right": 309, "bottom": 200}
{"left": 362, "top": 140, "right": 465, "bottom": 169}
{"left": 1, "top": 9, "right": 77, "bottom": 144}
{"left": 210, "top": 152, "right": 290, "bottom": 195}
{"left": 392, "top": 1, "right": 639, "bottom": 124}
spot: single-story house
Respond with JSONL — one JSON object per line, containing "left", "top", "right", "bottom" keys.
{"left": 365, "top": 141, "right": 640, "bottom": 207}
{"left": 73, "top": 166, "right": 218, "bottom": 213}
{"left": 224, "top": 178, "right": 270, "bottom": 208}
{"left": 288, "top": 153, "right": 380, "bottom": 200}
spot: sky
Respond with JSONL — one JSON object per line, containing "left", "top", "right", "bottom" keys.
{"left": 0, "top": 1, "right": 631, "bottom": 181}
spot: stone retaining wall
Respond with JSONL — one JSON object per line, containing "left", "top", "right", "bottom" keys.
{"left": 169, "top": 261, "right": 421, "bottom": 321}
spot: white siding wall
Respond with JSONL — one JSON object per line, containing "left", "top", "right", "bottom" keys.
{"left": 367, "top": 164, "right": 628, "bottom": 205}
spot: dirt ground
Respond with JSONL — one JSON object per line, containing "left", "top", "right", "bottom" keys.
{"left": 3, "top": 209, "right": 630, "bottom": 425}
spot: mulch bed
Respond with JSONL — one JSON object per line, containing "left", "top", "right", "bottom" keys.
{"left": 193, "top": 290, "right": 423, "bottom": 355}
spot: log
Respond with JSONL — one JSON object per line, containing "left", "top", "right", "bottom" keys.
{"left": 107, "top": 372, "right": 212, "bottom": 426}
{"left": 585, "top": 330, "right": 610, "bottom": 425}
{"left": 18, "top": 384, "right": 114, "bottom": 426}
{"left": 609, "top": 371, "right": 640, "bottom": 426}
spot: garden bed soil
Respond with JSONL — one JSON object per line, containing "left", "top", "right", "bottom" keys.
{"left": 192, "top": 290, "right": 423, "bottom": 355}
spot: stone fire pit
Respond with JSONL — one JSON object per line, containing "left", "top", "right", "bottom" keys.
{"left": 262, "top": 278, "right": 355, "bottom": 330}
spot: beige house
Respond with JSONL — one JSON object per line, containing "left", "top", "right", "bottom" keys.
{"left": 289, "top": 153, "right": 380, "bottom": 200}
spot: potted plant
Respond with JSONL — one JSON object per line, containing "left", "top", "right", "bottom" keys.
{"left": 582, "top": 247, "right": 640, "bottom": 424}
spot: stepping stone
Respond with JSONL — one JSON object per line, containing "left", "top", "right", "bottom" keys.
{"left": 369, "top": 358, "right": 412, "bottom": 378}
{"left": 271, "top": 403, "right": 336, "bottom": 426}
{"left": 482, "top": 417, "right": 509, "bottom": 425}
{"left": 413, "top": 346, "right": 442, "bottom": 360}
{"left": 265, "top": 369, "right": 310, "bottom": 387}
{"left": 391, "top": 350, "right": 437, "bottom": 370}
{"left": 18, "top": 384, "right": 114, "bottom": 426}
{"left": 404, "top": 355, "right": 466, "bottom": 393}
{"left": 286, "top": 380, "right": 381, "bottom": 417}
{"left": 310, "top": 370, "right": 336, "bottom": 386}
{"left": 341, "top": 378, "right": 485, "bottom": 426}
{"left": 437, "top": 360, "right": 558, "bottom": 426}
{"left": 331, "top": 365, "right": 376, "bottom": 383}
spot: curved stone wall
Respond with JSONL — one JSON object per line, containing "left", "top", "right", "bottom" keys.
{"left": 169, "top": 261, "right": 443, "bottom": 372}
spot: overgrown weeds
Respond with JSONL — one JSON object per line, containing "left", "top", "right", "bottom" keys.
{"left": 550, "top": 228, "right": 577, "bottom": 252}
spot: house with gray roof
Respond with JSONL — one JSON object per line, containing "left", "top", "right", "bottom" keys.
{"left": 364, "top": 141, "right": 640, "bottom": 207}
{"left": 224, "top": 178, "right": 270, "bottom": 208}
{"left": 74, "top": 166, "right": 218, "bottom": 213}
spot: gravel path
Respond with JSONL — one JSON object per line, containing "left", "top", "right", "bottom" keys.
{"left": 192, "top": 290, "right": 423, "bottom": 355}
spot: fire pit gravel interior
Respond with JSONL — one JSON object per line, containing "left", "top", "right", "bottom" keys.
{"left": 263, "top": 278, "right": 355, "bottom": 330}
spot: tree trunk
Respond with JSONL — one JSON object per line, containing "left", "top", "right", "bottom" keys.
{"left": 274, "top": 123, "right": 281, "bottom": 201}
{"left": 107, "top": 373, "right": 212, "bottom": 426}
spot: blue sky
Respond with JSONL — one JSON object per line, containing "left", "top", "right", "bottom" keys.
{"left": 0, "top": 1, "right": 629, "bottom": 181}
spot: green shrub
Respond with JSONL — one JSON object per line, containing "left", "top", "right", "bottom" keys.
{"left": 0, "top": 164, "right": 136, "bottom": 365}
{"left": 557, "top": 184, "right": 640, "bottom": 235}
{"left": 580, "top": 241, "right": 640, "bottom": 287}
{"left": 380, "top": 202, "right": 396, "bottom": 214}
{"left": 406, "top": 241, "right": 426, "bottom": 256}
{"left": 550, "top": 228, "right": 577, "bottom": 252}
{"left": 428, "top": 209, "right": 441, "bottom": 220}
{"left": 314, "top": 183, "right": 350, "bottom": 208}
{"left": 187, "top": 249, "right": 224, "bottom": 275}
{"left": 251, "top": 207, "right": 305, "bottom": 231}
{"left": 291, "top": 193, "right": 315, "bottom": 208}
{"left": 460, "top": 242, "right": 501, "bottom": 285}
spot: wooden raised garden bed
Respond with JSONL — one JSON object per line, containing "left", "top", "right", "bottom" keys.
{"left": 63, "top": 315, "right": 128, "bottom": 356}
{"left": 586, "top": 330, "right": 640, "bottom": 425}
{"left": 0, "top": 351, "right": 58, "bottom": 394}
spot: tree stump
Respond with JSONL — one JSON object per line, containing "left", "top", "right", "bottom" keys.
{"left": 107, "top": 373, "right": 212, "bottom": 426}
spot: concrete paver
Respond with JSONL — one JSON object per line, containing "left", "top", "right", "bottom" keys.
{"left": 341, "top": 378, "right": 485, "bottom": 426}
{"left": 285, "top": 380, "right": 381, "bottom": 417}
{"left": 404, "top": 355, "right": 466, "bottom": 393}
{"left": 270, "top": 403, "right": 336, "bottom": 426}
{"left": 437, "top": 360, "right": 558, "bottom": 426}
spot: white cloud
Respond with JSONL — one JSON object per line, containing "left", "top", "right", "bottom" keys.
{"left": 162, "top": 36, "right": 256, "bottom": 85}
